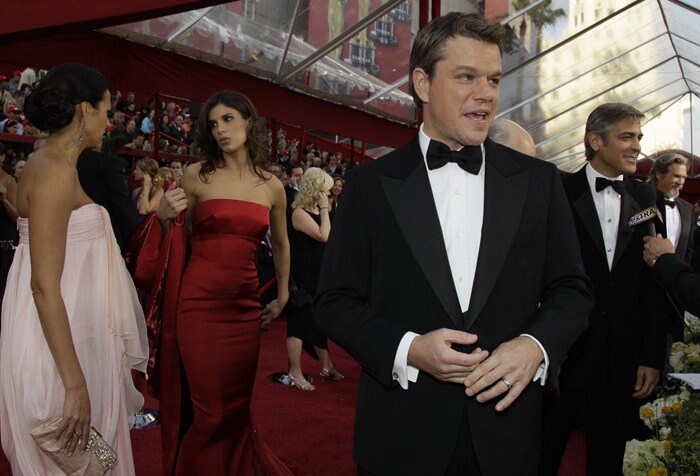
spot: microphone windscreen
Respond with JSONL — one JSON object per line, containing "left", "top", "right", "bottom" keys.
{"left": 636, "top": 182, "right": 658, "bottom": 209}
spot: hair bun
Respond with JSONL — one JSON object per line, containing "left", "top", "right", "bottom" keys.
{"left": 24, "top": 84, "right": 75, "bottom": 132}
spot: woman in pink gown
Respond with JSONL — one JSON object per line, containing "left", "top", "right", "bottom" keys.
{"left": 0, "top": 63, "right": 148, "bottom": 475}
{"left": 156, "top": 90, "right": 292, "bottom": 475}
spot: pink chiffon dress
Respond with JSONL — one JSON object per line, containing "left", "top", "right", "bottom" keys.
{"left": 0, "top": 203, "right": 148, "bottom": 475}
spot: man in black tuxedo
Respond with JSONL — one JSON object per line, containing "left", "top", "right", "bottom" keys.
{"left": 650, "top": 152, "right": 694, "bottom": 340}
{"left": 540, "top": 103, "right": 668, "bottom": 476}
{"left": 285, "top": 165, "right": 303, "bottom": 210}
{"left": 650, "top": 152, "right": 693, "bottom": 265}
{"left": 314, "top": 13, "right": 592, "bottom": 476}
{"left": 76, "top": 148, "right": 139, "bottom": 250}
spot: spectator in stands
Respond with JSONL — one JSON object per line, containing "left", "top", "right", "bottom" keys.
{"left": 160, "top": 115, "right": 174, "bottom": 137}
{"left": 125, "top": 131, "right": 146, "bottom": 150}
{"left": 157, "top": 167, "right": 176, "bottom": 188}
{"left": 0, "top": 105, "right": 24, "bottom": 134}
{"left": 13, "top": 159, "right": 25, "bottom": 183}
{"left": 0, "top": 143, "right": 18, "bottom": 242}
{"left": 7, "top": 70, "right": 21, "bottom": 97}
{"left": 170, "top": 115, "right": 185, "bottom": 142}
{"left": 131, "top": 157, "right": 164, "bottom": 218}
{"left": 125, "top": 119, "right": 136, "bottom": 142}
{"left": 15, "top": 84, "right": 32, "bottom": 112}
{"left": 18, "top": 66, "right": 38, "bottom": 90}
{"left": 140, "top": 109, "right": 155, "bottom": 134}
{"left": 169, "top": 158, "right": 185, "bottom": 178}
{"left": 2, "top": 120, "right": 24, "bottom": 162}
{"left": 22, "top": 120, "right": 39, "bottom": 137}
{"left": 328, "top": 176, "right": 344, "bottom": 220}
{"left": 116, "top": 91, "right": 136, "bottom": 113}
{"left": 286, "top": 167, "right": 344, "bottom": 390}
{"left": 327, "top": 154, "right": 340, "bottom": 175}
{"left": 0, "top": 76, "right": 12, "bottom": 111}
{"left": 286, "top": 165, "right": 303, "bottom": 211}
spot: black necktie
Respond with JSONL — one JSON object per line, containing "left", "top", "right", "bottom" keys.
{"left": 426, "top": 140, "right": 482, "bottom": 175}
{"left": 595, "top": 177, "right": 625, "bottom": 195}
{"left": 665, "top": 199, "right": 676, "bottom": 208}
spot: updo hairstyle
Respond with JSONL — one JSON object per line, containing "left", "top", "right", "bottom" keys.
{"left": 24, "top": 63, "right": 110, "bottom": 133}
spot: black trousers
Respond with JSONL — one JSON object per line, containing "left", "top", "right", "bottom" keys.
{"left": 357, "top": 402, "right": 481, "bottom": 476}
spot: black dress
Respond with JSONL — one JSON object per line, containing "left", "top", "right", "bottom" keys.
{"left": 287, "top": 209, "right": 327, "bottom": 350}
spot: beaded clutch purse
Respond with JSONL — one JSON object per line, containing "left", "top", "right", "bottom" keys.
{"left": 30, "top": 417, "right": 117, "bottom": 475}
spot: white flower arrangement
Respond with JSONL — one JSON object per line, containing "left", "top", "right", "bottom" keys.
{"left": 669, "top": 341, "right": 700, "bottom": 373}
{"left": 685, "top": 312, "right": 700, "bottom": 343}
{"left": 639, "top": 390, "right": 691, "bottom": 432}
{"left": 623, "top": 439, "right": 667, "bottom": 476}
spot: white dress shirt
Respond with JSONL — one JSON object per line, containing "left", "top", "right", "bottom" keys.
{"left": 392, "top": 125, "right": 548, "bottom": 389}
{"left": 665, "top": 199, "right": 681, "bottom": 249}
{"left": 585, "top": 163, "right": 623, "bottom": 271}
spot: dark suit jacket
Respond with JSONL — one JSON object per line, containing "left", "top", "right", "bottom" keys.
{"left": 657, "top": 195, "right": 694, "bottom": 265}
{"left": 77, "top": 149, "right": 139, "bottom": 250}
{"left": 284, "top": 184, "right": 298, "bottom": 211}
{"left": 314, "top": 137, "right": 592, "bottom": 476}
{"left": 654, "top": 252, "right": 700, "bottom": 316}
{"left": 559, "top": 168, "right": 667, "bottom": 391}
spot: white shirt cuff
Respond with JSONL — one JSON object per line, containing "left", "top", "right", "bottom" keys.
{"left": 521, "top": 334, "right": 549, "bottom": 385}
{"left": 392, "top": 332, "right": 420, "bottom": 389}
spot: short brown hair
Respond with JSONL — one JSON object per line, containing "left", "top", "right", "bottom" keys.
{"left": 409, "top": 13, "right": 505, "bottom": 110}
{"left": 584, "top": 103, "right": 644, "bottom": 160}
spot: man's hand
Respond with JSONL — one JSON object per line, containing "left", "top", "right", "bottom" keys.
{"left": 463, "top": 336, "right": 544, "bottom": 411}
{"left": 643, "top": 234, "right": 675, "bottom": 268}
{"left": 633, "top": 365, "right": 659, "bottom": 399}
{"left": 157, "top": 183, "right": 187, "bottom": 223}
{"left": 407, "top": 328, "right": 489, "bottom": 384}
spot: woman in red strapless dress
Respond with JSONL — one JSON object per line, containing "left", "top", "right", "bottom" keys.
{"left": 157, "top": 90, "right": 291, "bottom": 476}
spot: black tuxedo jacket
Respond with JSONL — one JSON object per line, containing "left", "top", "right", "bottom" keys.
{"left": 314, "top": 136, "right": 592, "bottom": 476}
{"left": 284, "top": 184, "right": 297, "bottom": 211}
{"left": 77, "top": 149, "right": 139, "bottom": 251}
{"left": 656, "top": 195, "right": 694, "bottom": 265}
{"left": 559, "top": 168, "right": 667, "bottom": 390}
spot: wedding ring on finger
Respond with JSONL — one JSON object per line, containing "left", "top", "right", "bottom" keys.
{"left": 500, "top": 377, "right": 513, "bottom": 390}
{"left": 74, "top": 428, "right": 83, "bottom": 439}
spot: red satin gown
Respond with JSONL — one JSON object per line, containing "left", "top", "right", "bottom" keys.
{"left": 174, "top": 199, "right": 292, "bottom": 476}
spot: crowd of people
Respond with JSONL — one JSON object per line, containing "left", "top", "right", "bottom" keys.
{"left": 0, "top": 10, "right": 697, "bottom": 476}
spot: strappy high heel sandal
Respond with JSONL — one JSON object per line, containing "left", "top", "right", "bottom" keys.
{"left": 288, "top": 373, "right": 315, "bottom": 391}
{"left": 320, "top": 367, "right": 345, "bottom": 381}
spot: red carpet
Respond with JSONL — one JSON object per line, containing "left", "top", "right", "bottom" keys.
{"left": 0, "top": 317, "right": 585, "bottom": 475}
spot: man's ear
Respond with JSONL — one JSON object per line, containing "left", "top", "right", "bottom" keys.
{"left": 588, "top": 132, "right": 603, "bottom": 153}
{"left": 412, "top": 68, "right": 430, "bottom": 105}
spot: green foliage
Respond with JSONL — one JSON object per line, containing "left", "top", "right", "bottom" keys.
{"left": 666, "top": 391, "right": 700, "bottom": 476}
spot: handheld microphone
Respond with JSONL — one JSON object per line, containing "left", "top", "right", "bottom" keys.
{"left": 630, "top": 183, "right": 662, "bottom": 237}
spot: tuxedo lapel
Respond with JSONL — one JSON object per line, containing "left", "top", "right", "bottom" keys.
{"left": 611, "top": 179, "right": 640, "bottom": 270}
{"left": 379, "top": 138, "right": 463, "bottom": 328}
{"left": 571, "top": 169, "right": 606, "bottom": 261}
{"left": 464, "top": 140, "right": 528, "bottom": 329}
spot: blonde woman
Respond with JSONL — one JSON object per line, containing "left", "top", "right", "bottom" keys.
{"left": 286, "top": 167, "right": 344, "bottom": 390}
{"left": 131, "top": 158, "right": 164, "bottom": 217}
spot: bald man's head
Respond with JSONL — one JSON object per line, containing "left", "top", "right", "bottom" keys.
{"left": 488, "top": 119, "right": 536, "bottom": 157}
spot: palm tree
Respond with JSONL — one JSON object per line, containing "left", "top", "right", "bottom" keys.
{"left": 512, "top": 0, "right": 566, "bottom": 56}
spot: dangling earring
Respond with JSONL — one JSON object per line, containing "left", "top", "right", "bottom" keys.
{"left": 76, "top": 118, "right": 86, "bottom": 147}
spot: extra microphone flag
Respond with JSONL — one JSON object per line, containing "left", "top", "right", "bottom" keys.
{"left": 628, "top": 207, "right": 663, "bottom": 227}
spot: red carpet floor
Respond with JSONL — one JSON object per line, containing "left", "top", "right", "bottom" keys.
{"left": 0, "top": 317, "right": 586, "bottom": 475}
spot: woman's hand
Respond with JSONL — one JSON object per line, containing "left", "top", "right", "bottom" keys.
{"left": 55, "top": 384, "right": 91, "bottom": 456}
{"left": 142, "top": 174, "right": 152, "bottom": 189}
{"left": 0, "top": 186, "right": 7, "bottom": 202}
{"left": 156, "top": 184, "right": 187, "bottom": 222}
{"left": 316, "top": 191, "right": 329, "bottom": 210}
{"left": 261, "top": 297, "right": 286, "bottom": 327}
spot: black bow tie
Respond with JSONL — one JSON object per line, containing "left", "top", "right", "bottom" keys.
{"left": 665, "top": 199, "right": 676, "bottom": 208}
{"left": 426, "top": 140, "right": 482, "bottom": 175}
{"left": 595, "top": 177, "right": 625, "bottom": 195}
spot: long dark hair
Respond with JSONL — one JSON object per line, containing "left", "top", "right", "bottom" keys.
{"left": 196, "top": 90, "right": 266, "bottom": 182}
